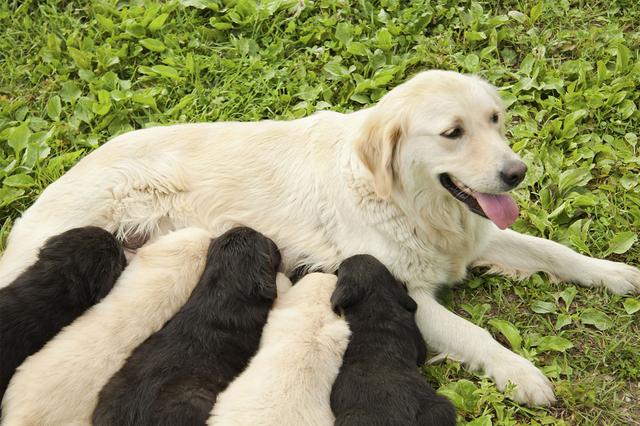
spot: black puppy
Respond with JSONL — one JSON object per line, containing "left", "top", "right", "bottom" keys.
{"left": 0, "top": 226, "right": 126, "bottom": 404}
{"left": 93, "top": 226, "right": 281, "bottom": 426}
{"left": 330, "top": 254, "right": 456, "bottom": 426}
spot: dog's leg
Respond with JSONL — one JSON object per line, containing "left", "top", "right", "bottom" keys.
{"left": 410, "top": 289, "right": 555, "bottom": 406}
{"left": 474, "top": 228, "right": 640, "bottom": 295}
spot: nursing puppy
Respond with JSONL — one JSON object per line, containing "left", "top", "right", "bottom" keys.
{"left": 92, "top": 227, "right": 281, "bottom": 426}
{"left": 1, "top": 227, "right": 211, "bottom": 426}
{"left": 330, "top": 255, "right": 456, "bottom": 426}
{"left": 209, "top": 272, "right": 350, "bottom": 426}
{"left": 0, "top": 226, "right": 125, "bottom": 408}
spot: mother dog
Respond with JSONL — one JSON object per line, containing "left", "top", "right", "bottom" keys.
{"left": 1, "top": 70, "right": 638, "bottom": 406}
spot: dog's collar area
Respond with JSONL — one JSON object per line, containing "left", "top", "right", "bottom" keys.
{"left": 439, "top": 173, "right": 488, "bottom": 219}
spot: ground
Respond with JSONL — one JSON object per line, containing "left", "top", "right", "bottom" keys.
{"left": 0, "top": 1, "right": 638, "bottom": 424}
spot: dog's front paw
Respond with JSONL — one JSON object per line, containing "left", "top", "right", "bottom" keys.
{"left": 581, "top": 259, "right": 640, "bottom": 295}
{"left": 487, "top": 352, "right": 555, "bottom": 406}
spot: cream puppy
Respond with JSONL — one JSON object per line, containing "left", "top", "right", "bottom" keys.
{"left": 209, "top": 273, "right": 350, "bottom": 426}
{"left": 0, "top": 227, "right": 211, "bottom": 426}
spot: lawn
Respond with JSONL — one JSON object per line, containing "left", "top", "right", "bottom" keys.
{"left": 0, "top": 0, "right": 638, "bottom": 424}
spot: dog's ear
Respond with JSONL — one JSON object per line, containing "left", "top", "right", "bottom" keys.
{"left": 400, "top": 293, "right": 418, "bottom": 313}
{"left": 256, "top": 277, "right": 277, "bottom": 300}
{"left": 355, "top": 114, "right": 403, "bottom": 200}
{"left": 330, "top": 276, "right": 366, "bottom": 315}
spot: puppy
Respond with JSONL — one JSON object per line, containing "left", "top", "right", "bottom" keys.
{"left": 209, "top": 272, "right": 350, "bottom": 426}
{"left": 0, "top": 226, "right": 125, "bottom": 406}
{"left": 330, "top": 255, "right": 456, "bottom": 426}
{"left": 1, "top": 227, "right": 211, "bottom": 426}
{"left": 92, "top": 227, "right": 282, "bottom": 426}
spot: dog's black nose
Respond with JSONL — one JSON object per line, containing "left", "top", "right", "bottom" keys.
{"left": 500, "top": 160, "right": 527, "bottom": 188}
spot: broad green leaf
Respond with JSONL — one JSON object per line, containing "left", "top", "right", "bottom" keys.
{"left": 623, "top": 298, "right": 640, "bottom": 315}
{"left": 148, "top": 13, "right": 170, "bottom": 31}
{"left": 179, "top": 0, "right": 217, "bottom": 8}
{"left": 376, "top": 28, "right": 393, "bottom": 50}
{"left": 508, "top": 10, "right": 526, "bottom": 23}
{"left": 151, "top": 65, "right": 180, "bottom": 79}
{"left": 558, "top": 286, "right": 577, "bottom": 308}
{"left": 607, "top": 231, "right": 637, "bottom": 255}
{"left": 74, "top": 97, "right": 94, "bottom": 123}
{"left": 335, "top": 22, "right": 352, "bottom": 46}
{"left": 534, "top": 335, "right": 574, "bottom": 353}
{"left": 60, "top": 81, "right": 82, "bottom": 103}
{"left": 347, "top": 42, "right": 369, "bottom": 56}
{"left": 529, "top": 2, "right": 543, "bottom": 24}
{"left": 489, "top": 319, "right": 522, "bottom": 351}
{"left": 7, "top": 123, "right": 31, "bottom": 155}
{"left": 126, "top": 23, "right": 146, "bottom": 38}
{"left": 67, "top": 47, "right": 92, "bottom": 69}
{"left": 467, "top": 415, "right": 493, "bottom": 426}
{"left": 132, "top": 92, "right": 157, "bottom": 108}
{"left": 96, "top": 15, "right": 115, "bottom": 32}
{"left": 46, "top": 95, "right": 62, "bottom": 120}
{"left": 0, "top": 187, "right": 25, "bottom": 208}
{"left": 140, "top": 38, "right": 166, "bottom": 52}
{"left": 22, "top": 131, "right": 52, "bottom": 170}
{"left": 323, "top": 61, "right": 349, "bottom": 79}
{"left": 555, "top": 313, "right": 572, "bottom": 330}
{"left": 531, "top": 300, "right": 556, "bottom": 314}
{"left": 437, "top": 379, "right": 479, "bottom": 412}
{"left": 580, "top": 308, "right": 613, "bottom": 331}
{"left": 558, "top": 168, "right": 591, "bottom": 196}
{"left": 3, "top": 173, "right": 35, "bottom": 188}
{"left": 465, "top": 31, "right": 486, "bottom": 41}
{"left": 615, "top": 44, "right": 631, "bottom": 73}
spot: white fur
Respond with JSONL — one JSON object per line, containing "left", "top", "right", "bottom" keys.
{"left": 0, "top": 228, "right": 211, "bottom": 426}
{"left": 1, "top": 70, "right": 638, "bottom": 406}
{"left": 209, "top": 273, "right": 349, "bottom": 426}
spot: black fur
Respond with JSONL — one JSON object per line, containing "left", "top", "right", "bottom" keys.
{"left": 92, "top": 226, "right": 281, "bottom": 426}
{"left": 330, "top": 254, "right": 457, "bottom": 426}
{"left": 0, "top": 226, "right": 125, "bottom": 405}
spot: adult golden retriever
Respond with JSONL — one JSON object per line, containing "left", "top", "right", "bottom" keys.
{"left": 1, "top": 70, "right": 638, "bottom": 406}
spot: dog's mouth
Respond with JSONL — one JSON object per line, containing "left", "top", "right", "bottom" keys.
{"left": 439, "top": 174, "right": 519, "bottom": 229}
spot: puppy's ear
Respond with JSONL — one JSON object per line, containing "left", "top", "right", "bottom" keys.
{"left": 257, "top": 278, "right": 277, "bottom": 301}
{"left": 330, "top": 278, "right": 365, "bottom": 315}
{"left": 355, "top": 114, "right": 403, "bottom": 199}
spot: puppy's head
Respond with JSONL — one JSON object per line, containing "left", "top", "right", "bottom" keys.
{"left": 39, "top": 226, "right": 127, "bottom": 304}
{"left": 206, "top": 226, "right": 281, "bottom": 301}
{"left": 355, "top": 70, "right": 527, "bottom": 230}
{"left": 332, "top": 254, "right": 426, "bottom": 364}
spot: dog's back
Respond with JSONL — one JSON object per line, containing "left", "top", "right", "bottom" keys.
{"left": 209, "top": 272, "right": 350, "bottom": 426}
{"left": 0, "top": 226, "right": 125, "bottom": 404}
{"left": 330, "top": 255, "right": 456, "bottom": 426}
{"left": 93, "top": 227, "right": 281, "bottom": 426}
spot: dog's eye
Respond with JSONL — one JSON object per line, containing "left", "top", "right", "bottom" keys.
{"left": 441, "top": 127, "right": 464, "bottom": 139}
{"left": 491, "top": 112, "right": 499, "bottom": 124}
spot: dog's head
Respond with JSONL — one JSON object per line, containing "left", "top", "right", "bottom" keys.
{"left": 332, "top": 254, "right": 426, "bottom": 365}
{"left": 39, "top": 226, "right": 127, "bottom": 304}
{"left": 204, "top": 226, "right": 281, "bottom": 301}
{"left": 356, "top": 70, "right": 527, "bottom": 230}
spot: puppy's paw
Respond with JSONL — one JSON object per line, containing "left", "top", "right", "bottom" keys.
{"left": 487, "top": 353, "right": 555, "bottom": 406}
{"left": 581, "top": 259, "right": 640, "bottom": 295}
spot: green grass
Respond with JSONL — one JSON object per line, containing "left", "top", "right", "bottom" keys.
{"left": 1, "top": 0, "right": 639, "bottom": 424}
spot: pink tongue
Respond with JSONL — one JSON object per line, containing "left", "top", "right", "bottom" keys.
{"left": 472, "top": 192, "right": 519, "bottom": 229}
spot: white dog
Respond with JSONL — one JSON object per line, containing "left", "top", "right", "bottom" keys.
{"left": 209, "top": 272, "right": 349, "bottom": 426}
{"left": 1, "top": 228, "right": 211, "bottom": 426}
{"left": 0, "top": 70, "right": 638, "bottom": 406}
